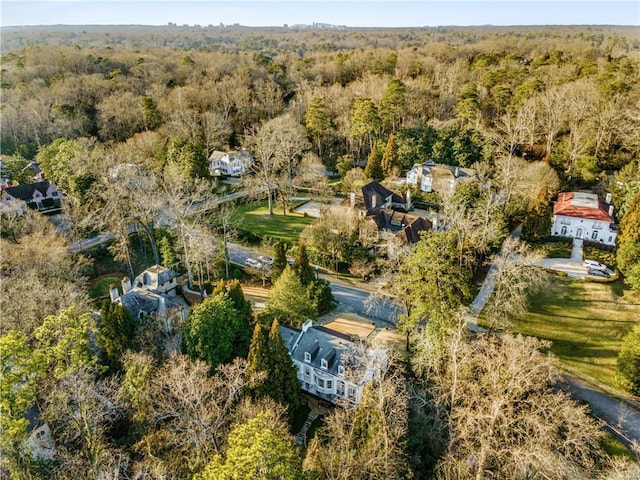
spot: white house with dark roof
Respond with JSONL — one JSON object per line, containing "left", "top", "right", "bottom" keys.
{"left": 551, "top": 192, "right": 617, "bottom": 246}
{"left": 109, "top": 265, "right": 188, "bottom": 333}
{"left": 406, "top": 159, "right": 476, "bottom": 194}
{"left": 209, "top": 150, "right": 253, "bottom": 176}
{"left": 280, "top": 320, "right": 386, "bottom": 405}
{"left": 0, "top": 179, "right": 62, "bottom": 215}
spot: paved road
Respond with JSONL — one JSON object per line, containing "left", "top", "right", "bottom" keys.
{"left": 560, "top": 374, "right": 640, "bottom": 454}
{"left": 227, "top": 243, "right": 399, "bottom": 325}
{"left": 325, "top": 281, "right": 399, "bottom": 326}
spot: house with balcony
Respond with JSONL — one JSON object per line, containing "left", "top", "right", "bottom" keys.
{"left": 209, "top": 150, "right": 253, "bottom": 176}
{"left": 551, "top": 192, "right": 617, "bottom": 246}
{"left": 280, "top": 320, "right": 387, "bottom": 405}
{"left": 406, "top": 159, "right": 476, "bottom": 194}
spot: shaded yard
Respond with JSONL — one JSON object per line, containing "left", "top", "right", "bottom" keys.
{"left": 88, "top": 275, "right": 122, "bottom": 299}
{"left": 513, "top": 277, "right": 640, "bottom": 389}
{"left": 232, "top": 200, "right": 315, "bottom": 244}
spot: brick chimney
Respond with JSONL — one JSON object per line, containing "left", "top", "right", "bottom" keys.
{"left": 605, "top": 192, "right": 612, "bottom": 204}
{"left": 608, "top": 205, "right": 614, "bottom": 218}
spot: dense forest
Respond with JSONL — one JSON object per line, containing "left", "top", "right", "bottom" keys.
{"left": 1, "top": 25, "right": 640, "bottom": 479}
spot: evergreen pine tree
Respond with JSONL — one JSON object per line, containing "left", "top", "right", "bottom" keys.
{"left": 293, "top": 243, "right": 315, "bottom": 286}
{"left": 246, "top": 323, "right": 270, "bottom": 398}
{"left": 158, "top": 233, "right": 177, "bottom": 268}
{"left": 266, "top": 266, "right": 317, "bottom": 328}
{"left": 364, "top": 141, "right": 383, "bottom": 180}
{"left": 227, "top": 279, "right": 253, "bottom": 357}
{"left": 97, "top": 301, "right": 137, "bottom": 373}
{"left": 381, "top": 133, "right": 399, "bottom": 177}
{"left": 182, "top": 293, "right": 242, "bottom": 371}
{"left": 270, "top": 241, "right": 288, "bottom": 281}
{"left": 267, "top": 319, "right": 301, "bottom": 419}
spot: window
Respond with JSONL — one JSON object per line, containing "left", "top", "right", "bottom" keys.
{"left": 337, "top": 381, "right": 345, "bottom": 396}
{"left": 347, "top": 388, "right": 356, "bottom": 401}
{"left": 317, "top": 378, "right": 325, "bottom": 388}
{"left": 338, "top": 365, "right": 344, "bottom": 375}
{"left": 51, "top": 191, "right": 59, "bottom": 197}
{"left": 608, "top": 236, "right": 613, "bottom": 243}
{"left": 304, "top": 352, "right": 311, "bottom": 362}
{"left": 561, "top": 226, "right": 567, "bottom": 236}
{"left": 326, "top": 380, "right": 332, "bottom": 390}
{"left": 593, "top": 221, "right": 603, "bottom": 229}
{"left": 305, "top": 367, "right": 311, "bottom": 377}
{"left": 321, "top": 358, "right": 328, "bottom": 369}
{"left": 591, "top": 230, "right": 598, "bottom": 240}
{"left": 560, "top": 218, "right": 571, "bottom": 225}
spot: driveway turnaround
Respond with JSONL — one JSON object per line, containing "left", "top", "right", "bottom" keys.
{"left": 540, "top": 238, "right": 587, "bottom": 279}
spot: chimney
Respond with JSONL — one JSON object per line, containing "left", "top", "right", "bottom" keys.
{"left": 36, "top": 171, "right": 45, "bottom": 182}
{"left": 157, "top": 295, "right": 167, "bottom": 318}
{"left": 371, "top": 194, "right": 377, "bottom": 210}
{"left": 302, "top": 319, "right": 312, "bottom": 332}
{"left": 109, "top": 284, "right": 120, "bottom": 302}
{"left": 350, "top": 192, "right": 356, "bottom": 209}
{"left": 406, "top": 188, "right": 412, "bottom": 211}
{"left": 454, "top": 166, "right": 459, "bottom": 177}
{"left": 608, "top": 205, "right": 614, "bottom": 218}
{"left": 605, "top": 192, "right": 612, "bottom": 204}
{"left": 122, "top": 276, "right": 132, "bottom": 293}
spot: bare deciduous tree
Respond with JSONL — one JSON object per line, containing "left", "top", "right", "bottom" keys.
{"left": 412, "top": 320, "right": 606, "bottom": 480}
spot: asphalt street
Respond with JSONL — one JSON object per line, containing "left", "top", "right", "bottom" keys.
{"left": 560, "top": 374, "right": 640, "bottom": 454}
{"left": 65, "top": 217, "right": 640, "bottom": 452}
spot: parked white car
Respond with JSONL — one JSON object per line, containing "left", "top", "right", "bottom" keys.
{"left": 244, "top": 258, "right": 262, "bottom": 269}
{"left": 583, "top": 259, "right": 607, "bottom": 271}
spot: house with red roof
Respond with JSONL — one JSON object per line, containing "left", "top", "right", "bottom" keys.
{"left": 551, "top": 192, "right": 617, "bottom": 246}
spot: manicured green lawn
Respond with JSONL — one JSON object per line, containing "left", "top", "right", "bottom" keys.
{"left": 512, "top": 277, "right": 640, "bottom": 389}
{"left": 233, "top": 200, "right": 315, "bottom": 244}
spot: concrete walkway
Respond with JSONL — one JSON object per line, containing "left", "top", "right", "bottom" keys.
{"left": 466, "top": 225, "right": 521, "bottom": 332}
{"left": 540, "top": 238, "right": 587, "bottom": 279}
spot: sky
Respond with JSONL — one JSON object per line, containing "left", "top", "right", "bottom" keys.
{"left": 1, "top": 0, "right": 638, "bottom": 28}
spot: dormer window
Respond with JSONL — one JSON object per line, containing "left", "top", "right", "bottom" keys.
{"left": 338, "top": 365, "right": 344, "bottom": 375}
{"left": 321, "top": 358, "right": 328, "bottom": 369}
{"left": 304, "top": 352, "right": 311, "bottom": 363}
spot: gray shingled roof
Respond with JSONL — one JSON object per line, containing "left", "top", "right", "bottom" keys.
{"left": 280, "top": 325, "right": 360, "bottom": 377}
{"left": 118, "top": 291, "right": 158, "bottom": 319}
{"left": 3, "top": 180, "right": 52, "bottom": 201}
{"left": 361, "top": 181, "right": 405, "bottom": 213}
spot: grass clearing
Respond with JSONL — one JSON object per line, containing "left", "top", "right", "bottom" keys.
{"left": 233, "top": 200, "right": 315, "bottom": 244}
{"left": 512, "top": 277, "right": 640, "bottom": 389}
{"left": 530, "top": 240, "right": 573, "bottom": 258}
{"left": 600, "top": 434, "right": 639, "bottom": 461}
{"left": 89, "top": 275, "right": 122, "bottom": 299}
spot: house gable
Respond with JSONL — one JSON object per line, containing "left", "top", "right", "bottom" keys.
{"left": 280, "top": 320, "right": 386, "bottom": 405}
